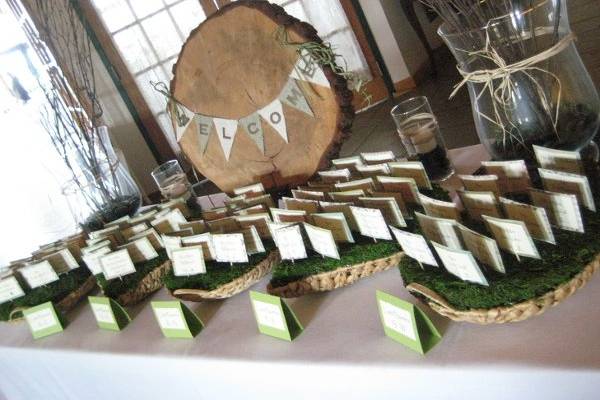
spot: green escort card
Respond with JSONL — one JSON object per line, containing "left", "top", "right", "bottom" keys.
{"left": 88, "top": 296, "right": 131, "bottom": 331}
{"left": 249, "top": 291, "right": 303, "bottom": 341}
{"left": 23, "top": 301, "right": 66, "bottom": 339}
{"left": 151, "top": 301, "right": 203, "bottom": 339}
{"left": 376, "top": 290, "right": 441, "bottom": 354}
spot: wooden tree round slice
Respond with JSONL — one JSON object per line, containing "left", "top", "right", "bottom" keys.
{"left": 170, "top": 0, "right": 353, "bottom": 193}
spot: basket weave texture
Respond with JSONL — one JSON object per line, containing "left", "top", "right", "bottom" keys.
{"left": 406, "top": 253, "right": 600, "bottom": 324}
{"left": 170, "top": 250, "right": 279, "bottom": 301}
{"left": 113, "top": 260, "right": 171, "bottom": 306}
{"left": 267, "top": 251, "right": 405, "bottom": 298}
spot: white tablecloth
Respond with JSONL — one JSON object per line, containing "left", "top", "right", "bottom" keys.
{"left": 2, "top": 145, "right": 599, "bottom": 400}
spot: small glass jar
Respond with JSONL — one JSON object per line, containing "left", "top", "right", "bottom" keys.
{"left": 391, "top": 96, "right": 454, "bottom": 181}
{"left": 151, "top": 160, "right": 192, "bottom": 200}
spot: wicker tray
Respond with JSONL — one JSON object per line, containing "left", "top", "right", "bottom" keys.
{"left": 267, "top": 251, "right": 405, "bottom": 298}
{"left": 170, "top": 250, "right": 279, "bottom": 301}
{"left": 109, "top": 260, "right": 171, "bottom": 306}
{"left": 406, "top": 253, "right": 600, "bottom": 324}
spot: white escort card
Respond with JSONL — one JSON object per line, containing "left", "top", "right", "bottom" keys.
{"left": 318, "top": 201, "right": 358, "bottom": 231}
{"left": 213, "top": 234, "right": 249, "bottom": 264}
{"left": 375, "top": 176, "right": 420, "bottom": 204}
{"left": 122, "top": 223, "right": 150, "bottom": 241}
{"left": 483, "top": 215, "right": 540, "bottom": 260}
{"left": 20, "top": 261, "right": 59, "bottom": 289}
{"left": 291, "top": 189, "right": 326, "bottom": 201}
{"left": 356, "top": 163, "right": 390, "bottom": 178}
{"left": 270, "top": 208, "right": 307, "bottom": 224}
{"left": 236, "top": 213, "right": 272, "bottom": 238}
{"left": 359, "top": 197, "right": 406, "bottom": 228}
{"left": 233, "top": 182, "right": 265, "bottom": 196}
{"left": 500, "top": 197, "right": 555, "bottom": 243}
{"left": 237, "top": 226, "right": 266, "bottom": 254}
{"left": 171, "top": 246, "right": 206, "bottom": 276}
{"left": 390, "top": 226, "right": 438, "bottom": 267}
{"left": 334, "top": 178, "right": 375, "bottom": 192}
{"left": 129, "top": 228, "right": 164, "bottom": 250}
{"left": 331, "top": 155, "right": 363, "bottom": 171}
{"left": 388, "top": 161, "right": 432, "bottom": 189}
{"left": 43, "top": 248, "right": 79, "bottom": 274}
{"left": 311, "top": 212, "right": 354, "bottom": 243}
{"left": 431, "top": 241, "right": 489, "bottom": 286}
{"left": 119, "top": 237, "right": 159, "bottom": 263}
{"left": 457, "top": 225, "right": 505, "bottom": 273}
{"left": 529, "top": 189, "right": 584, "bottom": 233}
{"left": 328, "top": 189, "right": 365, "bottom": 204}
{"left": 178, "top": 220, "right": 207, "bottom": 235}
{"left": 182, "top": 233, "right": 216, "bottom": 260}
{"left": 269, "top": 223, "right": 307, "bottom": 261}
{"left": 369, "top": 191, "right": 409, "bottom": 217}
{"left": 419, "top": 194, "right": 461, "bottom": 221}
{"left": 415, "top": 212, "right": 462, "bottom": 250}
{"left": 282, "top": 197, "right": 320, "bottom": 214}
{"left": 349, "top": 206, "right": 392, "bottom": 241}
{"left": 162, "top": 235, "right": 182, "bottom": 259}
{"left": 207, "top": 216, "right": 240, "bottom": 233}
{"left": 360, "top": 150, "right": 396, "bottom": 164}
{"left": 318, "top": 168, "right": 351, "bottom": 183}
{"left": 482, "top": 160, "right": 530, "bottom": 193}
{"left": 458, "top": 190, "right": 502, "bottom": 221}
{"left": 538, "top": 168, "right": 595, "bottom": 211}
{"left": 533, "top": 145, "right": 583, "bottom": 175}
{"left": 129, "top": 210, "right": 158, "bottom": 225}
{"left": 303, "top": 223, "right": 340, "bottom": 259}
{"left": 0, "top": 277, "right": 25, "bottom": 304}
{"left": 458, "top": 174, "right": 500, "bottom": 197}
{"left": 100, "top": 249, "right": 137, "bottom": 280}
{"left": 82, "top": 246, "right": 112, "bottom": 275}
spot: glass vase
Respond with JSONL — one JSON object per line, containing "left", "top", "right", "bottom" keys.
{"left": 439, "top": 0, "right": 600, "bottom": 162}
{"left": 62, "top": 126, "right": 141, "bottom": 231}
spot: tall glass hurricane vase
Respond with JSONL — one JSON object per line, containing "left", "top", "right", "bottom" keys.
{"left": 439, "top": 0, "right": 600, "bottom": 161}
{"left": 62, "top": 126, "right": 141, "bottom": 231}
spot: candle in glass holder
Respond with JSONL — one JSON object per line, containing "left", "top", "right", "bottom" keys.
{"left": 151, "top": 160, "right": 192, "bottom": 200}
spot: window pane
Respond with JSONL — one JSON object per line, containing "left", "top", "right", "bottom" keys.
{"left": 135, "top": 67, "right": 169, "bottom": 115}
{"left": 113, "top": 25, "right": 158, "bottom": 73}
{"left": 92, "top": 0, "right": 135, "bottom": 32}
{"left": 140, "top": 11, "right": 182, "bottom": 60}
{"left": 169, "top": 0, "right": 206, "bottom": 38}
{"left": 128, "top": 0, "right": 164, "bottom": 19}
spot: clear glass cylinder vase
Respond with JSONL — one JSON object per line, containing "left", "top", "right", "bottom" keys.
{"left": 62, "top": 126, "right": 141, "bottom": 231}
{"left": 439, "top": 0, "right": 600, "bottom": 162}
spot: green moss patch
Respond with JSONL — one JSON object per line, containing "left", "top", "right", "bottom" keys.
{"left": 95, "top": 251, "right": 169, "bottom": 298}
{"left": 400, "top": 206, "right": 600, "bottom": 311}
{"left": 163, "top": 249, "right": 273, "bottom": 292}
{"left": 270, "top": 237, "right": 400, "bottom": 288}
{"left": 0, "top": 268, "right": 92, "bottom": 321}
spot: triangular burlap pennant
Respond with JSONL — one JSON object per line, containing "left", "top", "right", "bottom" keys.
{"left": 239, "top": 113, "right": 265, "bottom": 154}
{"left": 174, "top": 104, "right": 196, "bottom": 142}
{"left": 280, "top": 78, "right": 313, "bottom": 117}
{"left": 258, "top": 99, "right": 288, "bottom": 143}
{"left": 195, "top": 114, "right": 213, "bottom": 155}
{"left": 289, "top": 50, "right": 330, "bottom": 88}
{"left": 213, "top": 118, "right": 238, "bottom": 160}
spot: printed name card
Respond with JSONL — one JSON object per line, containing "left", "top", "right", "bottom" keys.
{"left": 178, "top": 220, "right": 207, "bottom": 235}
{"left": 331, "top": 156, "right": 363, "bottom": 171}
{"left": 206, "top": 216, "right": 240, "bottom": 233}
{"left": 538, "top": 168, "right": 595, "bottom": 211}
{"left": 43, "top": 249, "right": 79, "bottom": 274}
{"left": 151, "top": 301, "right": 203, "bottom": 339}
{"left": 311, "top": 212, "right": 355, "bottom": 243}
{"left": 213, "top": 233, "right": 249, "bottom": 264}
{"left": 359, "top": 197, "right": 406, "bottom": 228}
{"left": 282, "top": 197, "right": 320, "bottom": 214}
{"left": 121, "top": 223, "right": 150, "bottom": 241}
{"left": 250, "top": 291, "right": 303, "bottom": 341}
{"left": 82, "top": 246, "right": 112, "bottom": 275}
{"left": 23, "top": 302, "right": 65, "bottom": 339}
{"left": 304, "top": 223, "right": 340, "bottom": 259}
{"left": 529, "top": 189, "right": 584, "bottom": 233}
{"left": 236, "top": 213, "right": 272, "bottom": 238}
{"left": 356, "top": 163, "right": 390, "bottom": 177}
{"left": 172, "top": 247, "right": 206, "bottom": 276}
{"left": 291, "top": 189, "right": 326, "bottom": 201}
{"left": 350, "top": 206, "right": 392, "bottom": 241}
{"left": 201, "top": 207, "right": 229, "bottom": 222}
{"left": 483, "top": 215, "right": 540, "bottom": 260}
{"left": 237, "top": 226, "right": 266, "bottom": 254}
{"left": 129, "top": 210, "right": 158, "bottom": 225}
{"left": 500, "top": 197, "right": 555, "bottom": 243}
{"left": 334, "top": 178, "right": 375, "bottom": 192}
{"left": 457, "top": 225, "right": 505, "bottom": 273}
{"left": 270, "top": 207, "right": 307, "bottom": 224}
{"left": 269, "top": 223, "right": 307, "bottom": 261}
{"left": 458, "top": 190, "right": 502, "bottom": 221}
{"left": 0, "top": 276, "right": 25, "bottom": 304}
{"left": 233, "top": 182, "right": 265, "bottom": 196}
{"left": 318, "top": 168, "right": 351, "bottom": 183}
{"left": 458, "top": 174, "right": 500, "bottom": 197}
{"left": 533, "top": 145, "right": 583, "bottom": 174}
{"left": 415, "top": 212, "right": 462, "bottom": 250}
{"left": 181, "top": 233, "right": 216, "bottom": 260}
{"left": 376, "top": 291, "right": 441, "bottom": 355}
{"left": 20, "top": 261, "right": 59, "bottom": 289}
{"left": 360, "top": 150, "right": 396, "bottom": 164}
{"left": 419, "top": 194, "right": 461, "bottom": 221}
{"left": 162, "top": 235, "right": 182, "bottom": 259}
{"left": 100, "top": 249, "right": 137, "bottom": 280}
{"left": 390, "top": 226, "right": 438, "bottom": 267}
{"left": 318, "top": 201, "right": 358, "bottom": 231}
{"left": 375, "top": 176, "right": 420, "bottom": 204}
{"left": 388, "top": 161, "right": 432, "bottom": 189}
{"left": 482, "top": 160, "right": 530, "bottom": 193}
{"left": 234, "top": 204, "right": 267, "bottom": 216}
{"left": 243, "top": 194, "right": 275, "bottom": 209}
{"left": 129, "top": 228, "right": 164, "bottom": 250}
{"left": 88, "top": 296, "right": 131, "bottom": 331}
{"left": 328, "top": 189, "right": 365, "bottom": 204}
{"left": 119, "top": 237, "right": 159, "bottom": 263}
{"left": 431, "top": 241, "right": 489, "bottom": 286}
{"left": 369, "top": 191, "right": 409, "bottom": 216}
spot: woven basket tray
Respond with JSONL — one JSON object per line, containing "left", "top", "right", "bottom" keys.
{"left": 406, "top": 253, "right": 600, "bottom": 324}
{"left": 170, "top": 250, "right": 279, "bottom": 301}
{"left": 111, "top": 260, "right": 171, "bottom": 306}
{"left": 267, "top": 251, "right": 405, "bottom": 298}
{"left": 8, "top": 275, "right": 97, "bottom": 322}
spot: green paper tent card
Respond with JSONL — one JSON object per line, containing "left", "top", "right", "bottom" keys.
{"left": 376, "top": 290, "right": 441, "bottom": 354}
{"left": 23, "top": 301, "right": 66, "bottom": 339}
{"left": 89, "top": 296, "right": 131, "bottom": 331}
{"left": 151, "top": 300, "right": 203, "bottom": 339}
{"left": 249, "top": 291, "right": 303, "bottom": 341}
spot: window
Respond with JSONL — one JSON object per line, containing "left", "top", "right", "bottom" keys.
{"left": 91, "top": 0, "right": 207, "bottom": 153}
